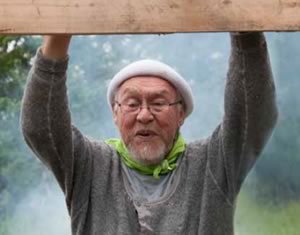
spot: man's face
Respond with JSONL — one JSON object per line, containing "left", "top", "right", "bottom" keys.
{"left": 113, "top": 76, "right": 185, "bottom": 166}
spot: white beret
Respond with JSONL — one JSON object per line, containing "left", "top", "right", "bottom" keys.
{"left": 107, "top": 59, "right": 194, "bottom": 117}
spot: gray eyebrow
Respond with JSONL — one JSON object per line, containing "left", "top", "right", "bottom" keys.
{"left": 118, "top": 87, "right": 172, "bottom": 98}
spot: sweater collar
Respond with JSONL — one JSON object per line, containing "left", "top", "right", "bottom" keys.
{"left": 105, "top": 134, "right": 185, "bottom": 179}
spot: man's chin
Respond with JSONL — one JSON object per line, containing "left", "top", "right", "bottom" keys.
{"left": 127, "top": 141, "right": 167, "bottom": 166}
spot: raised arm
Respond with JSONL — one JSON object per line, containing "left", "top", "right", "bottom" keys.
{"left": 21, "top": 35, "right": 74, "bottom": 194}
{"left": 208, "top": 32, "right": 278, "bottom": 202}
{"left": 42, "top": 35, "right": 72, "bottom": 59}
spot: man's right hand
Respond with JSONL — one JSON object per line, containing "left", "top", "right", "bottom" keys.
{"left": 42, "top": 35, "right": 72, "bottom": 60}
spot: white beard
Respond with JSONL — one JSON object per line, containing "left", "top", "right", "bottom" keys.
{"left": 127, "top": 141, "right": 168, "bottom": 166}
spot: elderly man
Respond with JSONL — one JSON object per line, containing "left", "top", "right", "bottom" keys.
{"left": 21, "top": 32, "right": 277, "bottom": 234}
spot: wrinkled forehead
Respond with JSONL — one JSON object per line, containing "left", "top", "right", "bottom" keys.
{"left": 116, "top": 76, "right": 179, "bottom": 99}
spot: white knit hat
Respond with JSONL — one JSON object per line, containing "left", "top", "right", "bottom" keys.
{"left": 107, "top": 59, "right": 194, "bottom": 117}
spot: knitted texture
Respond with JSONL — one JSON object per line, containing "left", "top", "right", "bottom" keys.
{"left": 21, "top": 33, "right": 277, "bottom": 234}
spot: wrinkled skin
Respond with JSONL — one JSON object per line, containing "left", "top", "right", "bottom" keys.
{"left": 113, "top": 76, "right": 185, "bottom": 166}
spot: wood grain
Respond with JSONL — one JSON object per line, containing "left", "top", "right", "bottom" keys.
{"left": 0, "top": 0, "right": 300, "bottom": 34}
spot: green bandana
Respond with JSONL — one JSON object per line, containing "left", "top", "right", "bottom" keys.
{"left": 105, "top": 134, "right": 185, "bottom": 179}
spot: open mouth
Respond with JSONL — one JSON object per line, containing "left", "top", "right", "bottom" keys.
{"left": 136, "top": 130, "right": 156, "bottom": 138}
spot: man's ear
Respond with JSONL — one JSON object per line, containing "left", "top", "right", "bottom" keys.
{"left": 112, "top": 105, "right": 118, "bottom": 124}
{"left": 179, "top": 117, "right": 185, "bottom": 127}
{"left": 178, "top": 109, "right": 185, "bottom": 127}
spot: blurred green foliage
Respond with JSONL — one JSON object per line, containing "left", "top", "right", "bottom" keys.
{"left": 0, "top": 36, "right": 43, "bottom": 219}
{"left": 236, "top": 190, "right": 300, "bottom": 235}
{"left": 252, "top": 33, "right": 300, "bottom": 203}
{"left": 0, "top": 33, "right": 300, "bottom": 234}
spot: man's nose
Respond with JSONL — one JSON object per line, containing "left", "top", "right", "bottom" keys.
{"left": 136, "top": 106, "right": 154, "bottom": 123}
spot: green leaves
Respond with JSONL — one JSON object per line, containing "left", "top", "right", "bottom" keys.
{"left": 0, "top": 36, "right": 40, "bottom": 221}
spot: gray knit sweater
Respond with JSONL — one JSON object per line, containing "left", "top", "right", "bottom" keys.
{"left": 21, "top": 33, "right": 277, "bottom": 235}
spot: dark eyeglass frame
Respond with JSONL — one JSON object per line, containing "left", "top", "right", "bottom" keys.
{"left": 114, "top": 99, "right": 183, "bottom": 114}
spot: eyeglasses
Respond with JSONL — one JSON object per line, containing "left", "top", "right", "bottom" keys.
{"left": 114, "top": 100, "right": 182, "bottom": 114}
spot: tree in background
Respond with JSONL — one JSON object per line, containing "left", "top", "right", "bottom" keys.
{"left": 0, "top": 34, "right": 300, "bottom": 235}
{"left": 252, "top": 33, "right": 300, "bottom": 203}
{"left": 69, "top": 34, "right": 300, "bottom": 204}
{"left": 0, "top": 36, "right": 41, "bottom": 222}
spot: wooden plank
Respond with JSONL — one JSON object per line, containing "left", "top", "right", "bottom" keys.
{"left": 0, "top": 0, "right": 300, "bottom": 34}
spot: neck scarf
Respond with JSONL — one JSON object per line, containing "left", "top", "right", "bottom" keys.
{"left": 105, "top": 134, "right": 185, "bottom": 179}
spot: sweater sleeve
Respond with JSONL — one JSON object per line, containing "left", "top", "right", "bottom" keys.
{"left": 20, "top": 48, "right": 88, "bottom": 205}
{"left": 207, "top": 33, "right": 278, "bottom": 203}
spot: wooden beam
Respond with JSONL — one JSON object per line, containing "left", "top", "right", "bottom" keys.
{"left": 0, "top": 0, "right": 300, "bottom": 34}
